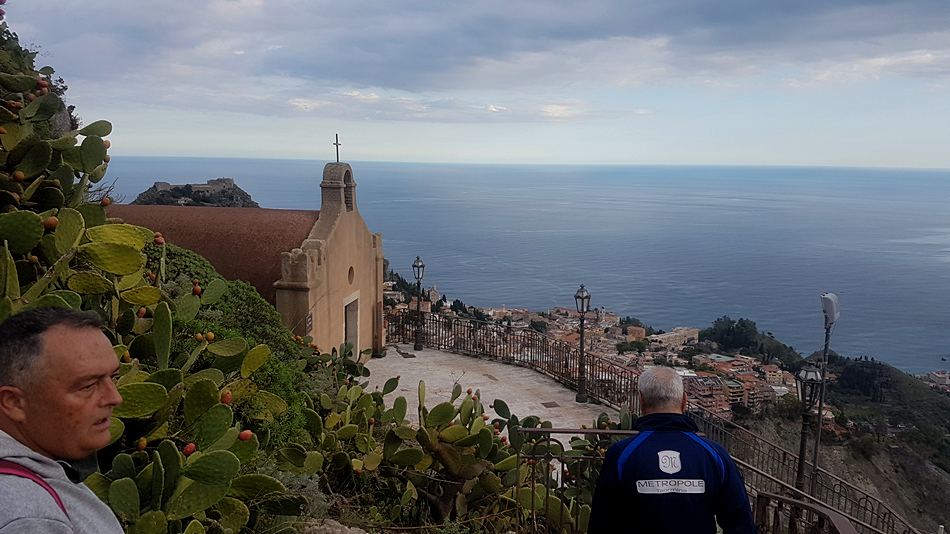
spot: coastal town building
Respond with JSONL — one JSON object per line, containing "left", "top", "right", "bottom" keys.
{"left": 153, "top": 178, "right": 236, "bottom": 193}
{"left": 685, "top": 375, "right": 730, "bottom": 412}
{"left": 108, "top": 161, "right": 386, "bottom": 356}
{"left": 929, "top": 370, "right": 950, "bottom": 386}
{"left": 648, "top": 326, "right": 700, "bottom": 347}
{"left": 625, "top": 326, "right": 647, "bottom": 341}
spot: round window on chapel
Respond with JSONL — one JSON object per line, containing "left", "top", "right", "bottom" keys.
{"left": 348, "top": 266, "right": 355, "bottom": 285}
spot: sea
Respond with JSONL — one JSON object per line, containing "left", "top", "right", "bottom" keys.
{"left": 105, "top": 157, "right": 950, "bottom": 375}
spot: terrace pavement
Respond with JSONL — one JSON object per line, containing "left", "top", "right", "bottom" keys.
{"left": 362, "top": 343, "right": 618, "bottom": 429}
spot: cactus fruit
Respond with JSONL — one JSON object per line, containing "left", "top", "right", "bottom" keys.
{"left": 192, "top": 285, "right": 201, "bottom": 296}
{"left": 183, "top": 443, "right": 196, "bottom": 456}
{"left": 154, "top": 236, "right": 164, "bottom": 245}
{"left": 238, "top": 430, "right": 252, "bottom": 441}
{"left": 221, "top": 390, "right": 232, "bottom": 404}
{"left": 195, "top": 333, "right": 204, "bottom": 342}
{"left": 205, "top": 331, "right": 215, "bottom": 341}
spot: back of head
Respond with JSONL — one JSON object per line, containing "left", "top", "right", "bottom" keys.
{"left": 0, "top": 308, "right": 103, "bottom": 389}
{"left": 638, "top": 367, "right": 684, "bottom": 413}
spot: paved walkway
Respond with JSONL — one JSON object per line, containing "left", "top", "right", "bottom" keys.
{"left": 362, "top": 343, "right": 618, "bottom": 429}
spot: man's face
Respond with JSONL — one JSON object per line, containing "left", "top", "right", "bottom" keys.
{"left": 19, "top": 325, "right": 122, "bottom": 460}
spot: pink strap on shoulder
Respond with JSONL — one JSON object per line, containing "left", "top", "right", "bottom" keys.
{"left": 0, "top": 459, "right": 70, "bottom": 518}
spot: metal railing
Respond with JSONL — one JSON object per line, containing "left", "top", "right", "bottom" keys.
{"left": 690, "top": 408, "right": 920, "bottom": 534}
{"left": 755, "top": 492, "right": 860, "bottom": 534}
{"left": 385, "top": 310, "right": 921, "bottom": 534}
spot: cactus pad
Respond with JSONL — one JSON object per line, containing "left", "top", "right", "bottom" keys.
{"left": 207, "top": 337, "right": 248, "bottom": 357}
{"left": 114, "top": 382, "right": 169, "bottom": 418}
{"left": 108, "top": 477, "right": 141, "bottom": 523}
{"left": 194, "top": 404, "right": 234, "bottom": 450}
{"left": 132, "top": 510, "right": 168, "bottom": 534}
{"left": 47, "top": 290, "right": 81, "bottom": 309}
{"left": 152, "top": 302, "right": 172, "bottom": 369}
{"left": 240, "top": 344, "right": 270, "bottom": 378}
{"left": 86, "top": 224, "right": 148, "bottom": 250}
{"left": 107, "top": 417, "right": 125, "bottom": 446}
{"left": 336, "top": 424, "right": 358, "bottom": 441}
{"left": 0, "top": 210, "right": 44, "bottom": 254}
{"left": 226, "top": 474, "right": 285, "bottom": 501}
{"left": 75, "top": 203, "right": 106, "bottom": 227}
{"left": 78, "top": 242, "right": 143, "bottom": 275}
{"left": 21, "top": 293, "right": 70, "bottom": 311}
{"left": 199, "top": 278, "right": 227, "bottom": 305}
{"left": 183, "top": 368, "right": 225, "bottom": 388}
{"left": 157, "top": 440, "right": 181, "bottom": 507}
{"left": 164, "top": 478, "right": 231, "bottom": 522}
{"left": 150, "top": 451, "right": 165, "bottom": 511}
{"left": 184, "top": 379, "right": 220, "bottom": 426}
{"left": 175, "top": 294, "right": 200, "bottom": 321}
{"left": 54, "top": 207, "right": 85, "bottom": 255}
{"left": 80, "top": 135, "right": 107, "bottom": 173}
{"left": 425, "top": 402, "right": 457, "bottom": 429}
{"left": 128, "top": 332, "right": 156, "bottom": 363}
{"left": 213, "top": 497, "right": 250, "bottom": 533}
{"left": 180, "top": 450, "right": 240, "bottom": 485}
{"left": 390, "top": 448, "right": 425, "bottom": 467}
{"left": 31, "top": 187, "right": 65, "bottom": 212}
{"left": 439, "top": 424, "right": 469, "bottom": 443}
{"left": 120, "top": 286, "right": 162, "bottom": 306}
{"left": 207, "top": 428, "right": 239, "bottom": 452}
{"left": 253, "top": 390, "right": 288, "bottom": 416}
{"left": 15, "top": 141, "right": 52, "bottom": 179}
{"left": 392, "top": 396, "right": 408, "bottom": 424}
{"left": 227, "top": 432, "right": 259, "bottom": 464}
{"left": 66, "top": 271, "right": 114, "bottom": 294}
{"left": 83, "top": 472, "right": 112, "bottom": 504}
{"left": 80, "top": 120, "right": 113, "bottom": 137}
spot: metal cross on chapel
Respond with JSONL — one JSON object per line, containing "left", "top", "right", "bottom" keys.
{"left": 333, "top": 134, "right": 341, "bottom": 162}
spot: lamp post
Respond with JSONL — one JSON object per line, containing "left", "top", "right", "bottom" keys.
{"left": 412, "top": 256, "right": 425, "bottom": 351}
{"left": 794, "top": 364, "right": 823, "bottom": 493}
{"left": 574, "top": 284, "right": 591, "bottom": 403}
{"left": 810, "top": 292, "right": 839, "bottom": 493}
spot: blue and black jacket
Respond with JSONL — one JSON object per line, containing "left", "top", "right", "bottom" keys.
{"left": 588, "top": 412, "right": 756, "bottom": 534}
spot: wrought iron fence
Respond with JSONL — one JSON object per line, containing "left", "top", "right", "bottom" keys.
{"left": 385, "top": 309, "right": 920, "bottom": 534}
{"left": 690, "top": 407, "right": 920, "bottom": 534}
{"left": 754, "top": 492, "right": 860, "bottom": 534}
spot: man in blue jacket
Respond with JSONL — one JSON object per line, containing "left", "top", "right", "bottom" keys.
{"left": 589, "top": 367, "right": 755, "bottom": 533}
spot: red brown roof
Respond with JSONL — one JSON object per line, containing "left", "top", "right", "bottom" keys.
{"left": 106, "top": 205, "right": 319, "bottom": 304}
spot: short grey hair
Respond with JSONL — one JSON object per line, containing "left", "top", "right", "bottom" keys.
{"left": 638, "top": 367, "right": 684, "bottom": 410}
{"left": 0, "top": 308, "right": 103, "bottom": 388}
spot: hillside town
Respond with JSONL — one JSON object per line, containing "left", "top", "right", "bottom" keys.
{"left": 383, "top": 281, "right": 838, "bottom": 423}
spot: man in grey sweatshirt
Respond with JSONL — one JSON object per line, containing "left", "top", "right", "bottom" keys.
{"left": 0, "top": 308, "right": 124, "bottom": 533}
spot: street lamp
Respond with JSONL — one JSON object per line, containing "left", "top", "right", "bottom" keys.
{"left": 574, "top": 284, "right": 591, "bottom": 403}
{"left": 412, "top": 257, "right": 425, "bottom": 351}
{"left": 794, "top": 364, "right": 823, "bottom": 493}
{"left": 810, "top": 292, "right": 839, "bottom": 491}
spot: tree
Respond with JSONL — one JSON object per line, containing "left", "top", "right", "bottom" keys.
{"left": 699, "top": 316, "right": 758, "bottom": 351}
{"left": 529, "top": 320, "right": 548, "bottom": 334}
{"left": 616, "top": 340, "right": 647, "bottom": 355}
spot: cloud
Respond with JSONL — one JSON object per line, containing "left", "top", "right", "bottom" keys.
{"left": 786, "top": 49, "right": 950, "bottom": 87}
{"left": 11, "top": 0, "right": 950, "bottom": 127}
{"left": 286, "top": 92, "right": 601, "bottom": 122}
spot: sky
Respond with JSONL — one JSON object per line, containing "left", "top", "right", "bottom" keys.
{"left": 8, "top": 0, "right": 950, "bottom": 167}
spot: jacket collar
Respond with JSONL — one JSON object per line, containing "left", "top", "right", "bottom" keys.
{"left": 632, "top": 412, "right": 700, "bottom": 433}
